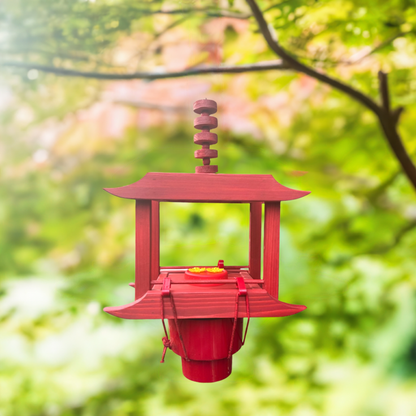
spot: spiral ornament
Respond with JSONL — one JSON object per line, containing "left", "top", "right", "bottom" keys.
{"left": 193, "top": 99, "right": 218, "bottom": 174}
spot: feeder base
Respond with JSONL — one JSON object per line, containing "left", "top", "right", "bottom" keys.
{"left": 182, "top": 357, "right": 232, "bottom": 383}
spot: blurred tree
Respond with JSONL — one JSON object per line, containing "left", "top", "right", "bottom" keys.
{"left": 1, "top": 1, "right": 416, "bottom": 416}
{"left": 1, "top": 0, "right": 416, "bottom": 190}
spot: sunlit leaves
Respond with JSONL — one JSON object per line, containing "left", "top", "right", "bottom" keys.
{"left": 1, "top": 0, "right": 416, "bottom": 415}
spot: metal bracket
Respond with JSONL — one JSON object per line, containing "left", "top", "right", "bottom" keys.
{"left": 161, "top": 276, "right": 171, "bottom": 297}
{"left": 235, "top": 276, "right": 247, "bottom": 296}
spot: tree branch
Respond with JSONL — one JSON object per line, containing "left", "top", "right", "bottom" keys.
{"left": 245, "top": 0, "right": 416, "bottom": 192}
{"left": 3, "top": 1, "right": 416, "bottom": 191}
{"left": 290, "top": 31, "right": 410, "bottom": 68}
{"left": 0, "top": 60, "right": 289, "bottom": 80}
{"left": 378, "top": 70, "right": 390, "bottom": 112}
{"left": 343, "top": 32, "right": 409, "bottom": 66}
{"left": 377, "top": 71, "right": 405, "bottom": 126}
{"left": 246, "top": 0, "right": 380, "bottom": 114}
{"left": 367, "top": 219, "right": 416, "bottom": 254}
{"left": 138, "top": 7, "right": 250, "bottom": 19}
{"left": 374, "top": 72, "right": 415, "bottom": 190}
{"left": 112, "top": 99, "right": 188, "bottom": 112}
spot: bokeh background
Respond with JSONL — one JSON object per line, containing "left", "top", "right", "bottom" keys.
{"left": 1, "top": 1, "right": 416, "bottom": 415}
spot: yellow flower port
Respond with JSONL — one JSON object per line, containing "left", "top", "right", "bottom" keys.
{"left": 188, "top": 267, "right": 224, "bottom": 273}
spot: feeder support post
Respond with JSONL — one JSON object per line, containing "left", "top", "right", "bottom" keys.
{"left": 135, "top": 199, "right": 152, "bottom": 300}
{"left": 151, "top": 201, "right": 160, "bottom": 282}
{"left": 249, "top": 202, "right": 262, "bottom": 280}
{"left": 263, "top": 202, "right": 280, "bottom": 299}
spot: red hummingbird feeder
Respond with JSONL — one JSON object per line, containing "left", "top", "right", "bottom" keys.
{"left": 104, "top": 99, "right": 309, "bottom": 383}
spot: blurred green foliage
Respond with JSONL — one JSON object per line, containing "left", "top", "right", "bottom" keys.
{"left": 1, "top": 1, "right": 416, "bottom": 415}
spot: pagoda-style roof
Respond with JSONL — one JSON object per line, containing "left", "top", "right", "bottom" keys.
{"left": 104, "top": 172, "right": 309, "bottom": 203}
{"left": 104, "top": 269, "right": 307, "bottom": 320}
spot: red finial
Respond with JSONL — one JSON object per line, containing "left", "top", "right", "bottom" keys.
{"left": 193, "top": 99, "right": 218, "bottom": 174}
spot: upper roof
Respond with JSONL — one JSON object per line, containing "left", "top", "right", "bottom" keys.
{"left": 104, "top": 172, "right": 309, "bottom": 203}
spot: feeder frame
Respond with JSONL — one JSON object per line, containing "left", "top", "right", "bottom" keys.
{"left": 103, "top": 99, "right": 310, "bottom": 382}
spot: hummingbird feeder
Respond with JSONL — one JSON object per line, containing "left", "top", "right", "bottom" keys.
{"left": 104, "top": 99, "right": 309, "bottom": 383}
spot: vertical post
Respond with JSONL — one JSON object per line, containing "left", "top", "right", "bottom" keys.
{"left": 135, "top": 199, "right": 152, "bottom": 300}
{"left": 151, "top": 201, "right": 160, "bottom": 282}
{"left": 249, "top": 202, "right": 262, "bottom": 280}
{"left": 263, "top": 202, "right": 280, "bottom": 299}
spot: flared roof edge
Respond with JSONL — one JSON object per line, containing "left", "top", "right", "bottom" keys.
{"left": 104, "top": 172, "right": 310, "bottom": 202}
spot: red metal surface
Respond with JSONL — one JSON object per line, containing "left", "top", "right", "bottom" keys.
{"left": 249, "top": 202, "right": 262, "bottom": 280}
{"left": 159, "top": 269, "right": 243, "bottom": 382}
{"left": 104, "top": 269, "right": 306, "bottom": 319}
{"left": 235, "top": 276, "right": 248, "bottom": 295}
{"left": 151, "top": 201, "right": 160, "bottom": 282}
{"left": 170, "top": 318, "right": 242, "bottom": 382}
{"left": 150, "top": 278, "right": 265, "bottom": 285}
{"left": 184, "top": 268, "right": 228, "bottom": 287}
{"left": 184, "top": 269, "right": 228, "bottom": 281}
{"left": 103, "top": 98, "right": 310, "bottom": 383}
{"left": 264, "top": 202, "right": 281, "bottom": 299}
{"left": 104, "top": 172, "right": 310, "bottom": 202}
{"left": 161, "top": 277, "right": 171, "bottom": 297}
{"left": 160, "top": 264, "right": 245, "bottom": 270}
{"left": 193, "top": 99, "right": 218, "bottom": 174}
{"left": 135, "top": 200, "right": 152, "bottom": 300}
